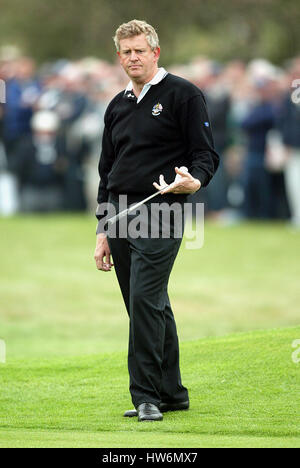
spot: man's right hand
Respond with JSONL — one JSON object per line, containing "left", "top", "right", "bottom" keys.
{"left": 94, "top": 233, "right": 114, "bottom": 272}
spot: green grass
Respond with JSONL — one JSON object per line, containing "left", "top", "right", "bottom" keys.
{"left": 0, "top": 215, "right": 299, "bottom": 447}
{"left": 0, "top": 326, "right": 300, "bottom": 448}
{"left": 0, "top": 215, "right": 299, "bottom": 359}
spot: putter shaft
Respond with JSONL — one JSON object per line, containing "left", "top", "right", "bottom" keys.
{"left": 107, "top": 185, "right": 169, "bottom": 225}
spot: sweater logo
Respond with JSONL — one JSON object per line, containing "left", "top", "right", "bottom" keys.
{"left": 152, "top": 102, "right": 163, "bottom": 116}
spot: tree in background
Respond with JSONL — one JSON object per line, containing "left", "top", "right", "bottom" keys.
{"left": 0, "top": 0, "right": 299, "bottom": 64}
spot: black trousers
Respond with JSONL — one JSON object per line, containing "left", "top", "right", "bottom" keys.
{"left": 106, "top": 192, "right": 189, "bottom": 409}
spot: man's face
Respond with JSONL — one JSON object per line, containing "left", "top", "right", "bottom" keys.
{"left": 118, "top": 34, "right": 160, "bottom": 83}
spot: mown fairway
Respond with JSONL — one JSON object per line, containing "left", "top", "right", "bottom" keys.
{"left": 0, "top": 215, "right": 299, "bottom": 447}
{"left": 0, "top": 326, "right": 300, "bottom": 448}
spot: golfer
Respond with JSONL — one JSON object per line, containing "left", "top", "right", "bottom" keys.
{"left": 94, "top": 20, "right": 219, "bottom": 421}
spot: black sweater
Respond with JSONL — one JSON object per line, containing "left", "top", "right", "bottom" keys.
{"left": 96, "top": 73, "right": 219, "bottom": 220}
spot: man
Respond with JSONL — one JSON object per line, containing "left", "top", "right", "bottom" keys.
{"left": 3, "top": 57, "right": 41, "bottom": 158}
{"left": 240, "top": 78, "right": 276, "bottom": 219}
{"left": 278, "top": 57, "right": 300, "bottom": 229}
{"left": 9, "top": 110, "right": 65, "bottom": 212}
{"left": 94, "top": 20, "right": 219, "bottom": 422}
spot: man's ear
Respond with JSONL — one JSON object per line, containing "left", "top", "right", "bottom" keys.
{"left": 153, "top": 47, "right": 160, "bottom": 62}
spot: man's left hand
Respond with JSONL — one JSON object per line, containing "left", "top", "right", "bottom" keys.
{"left": 153, "top": 167, "right": 201, "bottom": 195}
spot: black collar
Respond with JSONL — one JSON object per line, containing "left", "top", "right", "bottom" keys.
{"left": 123, "top": 90, "right": 137, "bottom": 101}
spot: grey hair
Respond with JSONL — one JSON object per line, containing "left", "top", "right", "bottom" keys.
{"left": 113, "top": 19, "right": 160, "bottom": 52}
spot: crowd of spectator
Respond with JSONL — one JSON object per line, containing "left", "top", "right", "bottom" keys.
{"left": 0, "top": 49, "right": 299, "bottom": 228}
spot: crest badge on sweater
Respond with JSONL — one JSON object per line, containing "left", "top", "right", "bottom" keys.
{"left": 152, "top": 103, "right": 163, "bottom": 116}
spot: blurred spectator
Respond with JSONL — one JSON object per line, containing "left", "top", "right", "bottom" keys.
{"left": 240, "top": 77, "right": 278, "bottom": 219}
{"left": 180, "top": 58, "right": 232, "bottom": 218}
{"left": 37, "top": 62, "right": 102, "bottom": 211}
{"left": 0, "top": 59, "right": 20, "bottom": 215}
{"left": 9, "top": 109, "right": 91, "bottom": 212}
{"left": 3, "top": 57, "right": 41, "bottom": 158}
{"left": 57, "top": 123, "right": 90, "bottom": 212}
{"left": 0, "top": 100, "right": 4, "bottom": 164}
{"left": 278, "top": 58, "right": 300, "bottom": 229}
{"left": 9, "top": 111, "right": 65, "bottom": 212}
{"left": 202, "top": 63, "right": 231, "bottom": 215}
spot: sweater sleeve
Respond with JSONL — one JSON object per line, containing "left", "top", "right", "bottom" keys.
{"left": 177, "top": 92, "right": 220, "bottom": 187}
{"left": 95, "top": 116, "right": 116, "bottom": 231}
